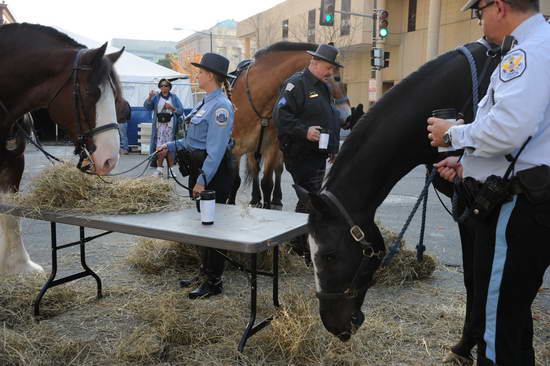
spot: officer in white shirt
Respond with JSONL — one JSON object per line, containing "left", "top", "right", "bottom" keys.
{"left": 427, "top": 0, "right": 550, "bottom": 364}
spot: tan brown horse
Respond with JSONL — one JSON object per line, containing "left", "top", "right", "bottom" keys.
{"left": 229, "top": 42, "right": 351, "bottom": 209}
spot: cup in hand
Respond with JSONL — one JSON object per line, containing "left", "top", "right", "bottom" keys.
{"left": 198, "top": 190, "right": 216, "bottom": 225}
{"left": 432, "top": 108, "right": 458, "bottom": 152}
{"left": 319, "top": 128, "right": 329, "bottom": 150}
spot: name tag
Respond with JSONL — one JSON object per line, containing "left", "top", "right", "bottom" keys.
{"left": 308, "top": 91, "right": 319, "bottom": 98}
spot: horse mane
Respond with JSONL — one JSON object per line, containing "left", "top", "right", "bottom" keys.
{"left": 254, "top": 41, "right": 317, "bottom": 59}
{"left": 0, "top": 23, "right": 85, "bottom": 48}
{"left": 326, "top": 42, "right": 480, "bottom": 184}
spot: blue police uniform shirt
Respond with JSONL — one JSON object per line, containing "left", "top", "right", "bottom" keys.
{"left": 448, "top": 14, "right": 550, "bottom": 182}
{"left": 167, "top": 88, "right": 234, "bottom": 185}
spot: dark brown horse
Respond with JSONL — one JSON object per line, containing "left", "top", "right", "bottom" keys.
{"left": 296, "top": 40, "right": 501, "bottom": 364}
{"left": 0, "top": 23, "right": 129, "bottom": 274}
{"left": 228, "top": 42, "right": 351, "bottom": 209}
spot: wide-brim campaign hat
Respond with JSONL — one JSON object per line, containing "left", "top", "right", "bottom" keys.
{"left": 461, "top": 0, "right": 480, "bottom": 11}
{"left": 306, "top": 43, "right": 343, "bottom": 68}
{"left": 191, "top": 52, "right": 235, "bottom": 79}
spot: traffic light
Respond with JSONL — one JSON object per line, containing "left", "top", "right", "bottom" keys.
{"left": 377, "top": 10, "right": 389, "bottom": 38}
{"left": 384, "top": 51, "right": 390, "bottom": 68}
{"left": 320, "top": 0, "right": 335, "bottom": 26}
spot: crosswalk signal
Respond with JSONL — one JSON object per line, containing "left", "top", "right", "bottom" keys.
{"left": 384, "top": 51, "right": 390, "bottom": 68}
{"left": 377, "top": 10, "right": 389, "bottom": 38}
{"left": 320, "top": 0, "right": 335, "bottom": 26}
{"left": 371, "top": 47, "right": 383, "bottom": 69}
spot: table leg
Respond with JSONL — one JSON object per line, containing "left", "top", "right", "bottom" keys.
{"left": 33, "top": 224, "right": 107, "bottom": 318}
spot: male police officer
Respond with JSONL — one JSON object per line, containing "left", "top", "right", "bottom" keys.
{"left": 428, "top": 0, "right": 550, "bottom": 364}
{"left": 273, "top": 43, "right": 342, "bottom": 257}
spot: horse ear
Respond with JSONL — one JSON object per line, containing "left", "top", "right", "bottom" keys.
{"left": 106, "top": 46, "right": 125, "bottom": 65}
{"left": 86, "top": 42, "right": 108, "bottom": 66}
{"left": 293, "top": 185, "right": 331, "bottom": 215}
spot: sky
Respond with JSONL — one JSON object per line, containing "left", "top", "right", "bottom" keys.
{"left": 7, "top": 0, "right": 286, "bottom": 43}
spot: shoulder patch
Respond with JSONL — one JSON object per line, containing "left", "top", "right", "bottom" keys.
{"left": 499, "top": 49, "right": 526, "bottom": 82}
{"left": 285, "top": 83, "right": 295, "bottom": 92}
{"left": 215, "top": 108, "right": 229, "bottom": 126}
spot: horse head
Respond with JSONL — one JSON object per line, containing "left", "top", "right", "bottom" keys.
{"left": 47, "top": 43, "right": 126, "bottom": 175}
{"left": 327, "top": 67, "right": 352, "bottom": 124}
{"left": 297, "top": 39, "right": 501, "bottom": 341}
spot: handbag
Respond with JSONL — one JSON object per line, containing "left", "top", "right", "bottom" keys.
{"left": 157, "top": 112, "right": 172, "bottom": 123}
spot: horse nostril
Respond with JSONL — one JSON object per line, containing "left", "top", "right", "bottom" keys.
{"left": 103, "top": 159, "right": 114, "bottom": 171}
{"left": 351, "top": 311, "right": 365, "bottom": 329}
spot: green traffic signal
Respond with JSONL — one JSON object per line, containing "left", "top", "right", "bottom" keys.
{"left": 325, "top": 14, "right": 333, "bottom": 22}
{"left": 379, "top": 27, "right": 389, "bottom": 38}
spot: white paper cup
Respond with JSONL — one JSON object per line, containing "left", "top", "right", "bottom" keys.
{"left": 319, "top": 129, "right": 329, "bottom": 150}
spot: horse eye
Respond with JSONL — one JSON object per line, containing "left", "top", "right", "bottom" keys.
{"left": 334, "top": 76, "right": 341, "bottom": 82}
{"left": 322, "top": 253, "right": 336, "bottom": 262}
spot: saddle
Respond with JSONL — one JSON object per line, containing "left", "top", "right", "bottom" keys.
{"left": 228, "top": 59, "right": 254, "bottom": 88}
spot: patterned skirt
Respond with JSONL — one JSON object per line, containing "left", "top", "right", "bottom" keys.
{"left": 156, "top": 122, "right": 173, "bottom": 146}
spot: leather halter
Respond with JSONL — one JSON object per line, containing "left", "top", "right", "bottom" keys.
{"left": 315, "top": 190, "right": 383, "bottom": 300}
{"left": 49, "top": 48, "right": 119, "bottom": 172}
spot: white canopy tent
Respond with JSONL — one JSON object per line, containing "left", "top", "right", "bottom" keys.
{"left": 55, "top": 28, "right": 194, "bottom": 108}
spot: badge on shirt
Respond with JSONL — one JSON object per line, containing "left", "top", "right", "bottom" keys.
{"left": 215, "top": 108, "right": 229, "bottom": 126}
{"left": 285, "top": 83, "right": 295, "bottom": 92}
{"left": 499, "top": 49, "right": 526, "bottom": 82}
{"left": 196, "top": 109, "right": 206, "bottom": 117}
{"left": 308, "top": 90, "right": 319, "bottom": 98}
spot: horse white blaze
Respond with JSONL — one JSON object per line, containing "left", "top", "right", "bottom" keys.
{"left": 308, "top": 235, "right": 321, "bottom": 292}
{"left": 90, "top": 83, "right": 120, "bottom": 175}
{"left": 0, "top": 214, "right": 44, "bottom": 274}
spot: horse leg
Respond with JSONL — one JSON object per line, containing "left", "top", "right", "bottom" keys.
{"left": 444, "top": 222, "right": 476, "bottom": 365}
{"left": 271, "top": 151, "right": 284, "bottom": 210}
{"left": 227, "top": 154, "right": 241, "bottom": 205}
{"left": 246, "top": 152, "right": 262, "bottom": 207}
{"left": 0, "top": 153, "right": 44, "bottom": 274}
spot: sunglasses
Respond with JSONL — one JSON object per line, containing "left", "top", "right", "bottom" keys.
{"left": 160, "top": 84, "right": 170, "bottom": 88}
{"left": 473, "top": 1, "right": 495, "bottom": 20}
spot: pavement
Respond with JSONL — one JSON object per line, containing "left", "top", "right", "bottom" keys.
{"left": 14, "top": 142, "right": 550, "bottom": 310}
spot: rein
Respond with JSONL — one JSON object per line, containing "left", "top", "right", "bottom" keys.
{"left": 244, "top": 63, "right": 271, "bottom": 165}
{"left": 314, "top": 190, "right": 383, "bottom": 300}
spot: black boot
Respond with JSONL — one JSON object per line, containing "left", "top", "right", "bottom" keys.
{"left": 179, "top": 276, "right": 201, "bottom": 288}
{"left": 188, "top": 278, "right": 223, "bottom": 299}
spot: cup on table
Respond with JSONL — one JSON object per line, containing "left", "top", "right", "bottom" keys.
{"left": 198, "top": 190, "right": 216, "bottom": 225}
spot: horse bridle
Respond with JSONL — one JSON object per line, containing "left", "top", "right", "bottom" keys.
{"left": 48, "top": 48, "right": 119, "bottom": 172}
{"left": 314, "top": 190, "right": 384, "bottom": 300}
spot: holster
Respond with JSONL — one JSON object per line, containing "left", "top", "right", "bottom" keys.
{"left": 514, "top": 165, "right": 550, "bottom": 204}
{"left": 175, "top": 148, "right": 207, "bottom": 177}
{"left": 455, "top": 175, "right": 511, "bottom": 221}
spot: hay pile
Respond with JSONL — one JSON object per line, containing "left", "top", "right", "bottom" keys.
{"left": 8, "top": 162, "right": 190, "bottom": 214}
{"left": 0, "top": 258, "right": 548, "bottom": 365}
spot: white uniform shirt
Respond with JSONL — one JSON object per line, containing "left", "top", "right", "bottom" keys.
{"left": 449, "top": 14, "right": 550, "bottom": 181}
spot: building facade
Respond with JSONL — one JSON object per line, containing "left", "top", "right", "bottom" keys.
{"left": 175, "top": 19, "right": 251, "bottom": 71}
{"left": 237, "top": 0, "right": 550, "bottom": 106}
{"left": 0, "top": 1, "right": 16, "bottom": 25}
{"left": 110, "top": 39, "right": 177, "bottom": 63}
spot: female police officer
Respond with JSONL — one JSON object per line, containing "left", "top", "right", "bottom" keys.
{"left": 157, "top": 53, "right": 235, "bottom": 299}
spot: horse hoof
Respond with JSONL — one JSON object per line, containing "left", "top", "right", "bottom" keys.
{"left": 443, "top": 351, "right": 474, "bottom": 366}
{"left": 271, "top": 204, "right": 283, "bottom": 211}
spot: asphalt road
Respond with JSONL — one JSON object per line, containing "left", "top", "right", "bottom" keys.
{"left": 14, "top": 142, "right": 549, "bottom": 301}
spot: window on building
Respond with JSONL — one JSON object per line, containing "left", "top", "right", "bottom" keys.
{"left": 341, "top": 0, "right": 351, "bottom": 36}
{"left": 282, "top": 19, "right": 289, "bottom": 39}
{"left": 408, "top": 0, "right": 417, "bottom": 32}
{"left": 308, "top": 9, "right": 316, "bottom": 43}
